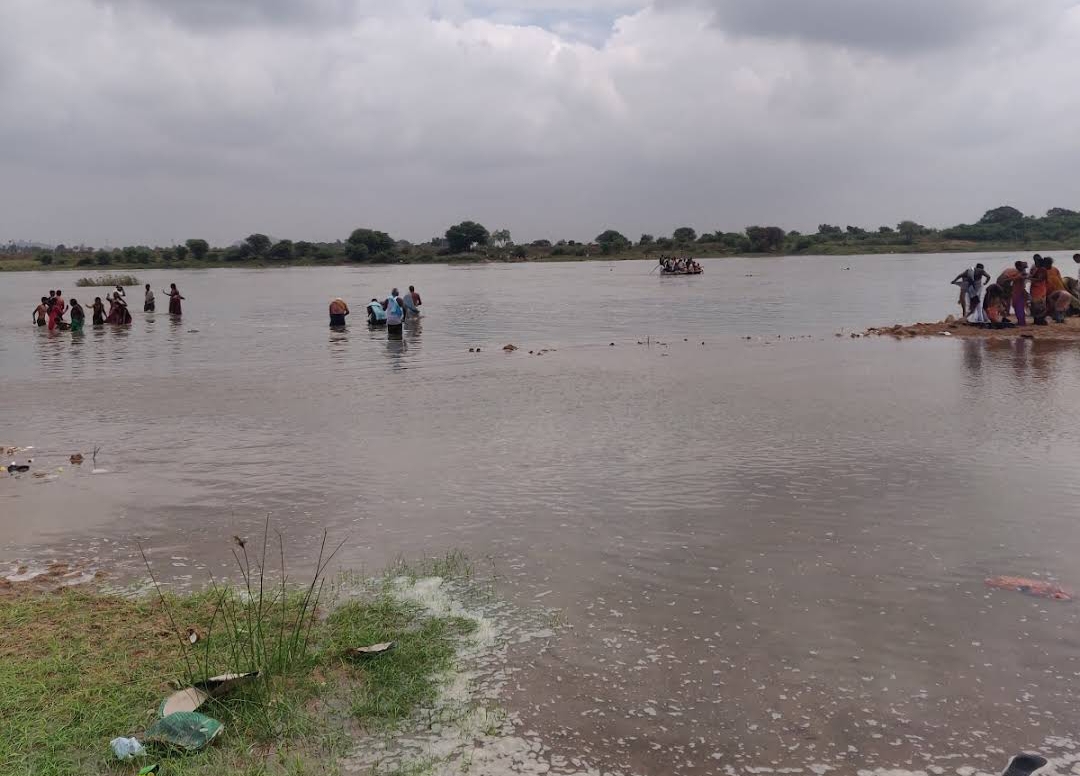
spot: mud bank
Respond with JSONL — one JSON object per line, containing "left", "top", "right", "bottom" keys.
{"left": 866, "top": 316, "right": 1080, "bottom": 340}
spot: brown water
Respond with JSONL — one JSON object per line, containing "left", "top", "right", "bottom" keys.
{"left": 3, "top": 255, "right": 1080, "bottom": 775}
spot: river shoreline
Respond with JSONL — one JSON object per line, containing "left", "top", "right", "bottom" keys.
{"left": 866, "top": 315, "right": 1080, "bottom": 340}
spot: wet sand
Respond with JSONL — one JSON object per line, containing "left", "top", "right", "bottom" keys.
{"left": 866, "top": 316, "right": 1080, "bottom": 340}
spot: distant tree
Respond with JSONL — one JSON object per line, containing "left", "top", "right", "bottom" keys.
{"left": 445, "top": 221, "right": 490, "bottom": 253}
{"left": 654, "top": 237, "right": 675, "bottom": 249}
{"left": 75, "top": 257, "right": 94, "bottom": 267}
{"left": 817, "top": 224, "right": 843, "bottom": 236}
{"left": 979, "top": 206, "right": 1024, "bottom": 225}
{"left": 268, "top": 239, "right": 294, "bottom": 261}
{"left": 531, "top": 239, "right": 552, "bottom": 248}
{"left": 174, "top": 244, "right": 189, "bottom": 261}
{"left": 54, "top": 244, "right": 66, "bottom": 254}
{"left": 595, "top": 229, "right": 631, "bottom": 255}
{"left": 38, "top": 253, "right": 53, "bottom": 266}
{"left": 346, "top": 228, "right": 394, "bottom": 261}
{"left": 896, "top": 220, "right": 926, "bottom": 243}
{"left": 244, "top": 233, "right": 272, "bottom": 256}
{"left": 745, "top": 226, "right": 786, "bottom": 253}
{"left": 1047, "top": 207, "right": 1079, "bottom": 218}
{"left": 294, "top": 241, "right": 314, "bottom": 258}
{"left": 673, "top": 227, "right": 697, "bottom": 243}
{"left": 96, "top": 250, "right": 113, "bottom": 266}
{"left": 160, "top": 247, "right": 175, "bottom": 262}
{"left": 492, "top": 228, "right": 513, "bottom": 247}
{"left": 696, "top": 233, "right": 716, "bottom": 244}
{"left": 639, "top": 234, "right": 654, "bottom": 245}
{"left": 185, "top": 239, "right": 209, "bottom": 261}
{"left": 846, "top": 225, "right": 867, "bottom": 236}
{"left": 878, "top": 225, "right": 894, "bottom": 234}
{"left": 512, "top": 245, "right": 527, "bottom": 259}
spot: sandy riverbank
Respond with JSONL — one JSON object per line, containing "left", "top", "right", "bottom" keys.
{"left": 866, "top": 315, "right": 1080, "bottom": 340}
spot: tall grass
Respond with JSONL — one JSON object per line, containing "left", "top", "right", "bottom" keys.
{"left": 75, "top": 274, "right": 139, "bottom": 287}
{"left": 140, "top": 515, "right": 346, "bottom": 735}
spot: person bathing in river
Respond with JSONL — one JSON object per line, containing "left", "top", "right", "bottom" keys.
{"left": 409, "top": 285, "right": 422, "bottom": 311}
{"left": 401, "top": 287, "right": 420, "bottom": 318}
{"left": 329, "top": 297, "right": 350, "bottom": 327}
{"left": 384, "top": 289, "right": 404, "bottom": 335}
{"left": 144, "top": 284, "right": 155, "bottom": 312}
{"left": 90, "top": 297, "right": 106, "bottom": 326}
{"left": 47, "top": 290, "right": 67, "bottom": 331}
{"left": 982, "top": 283, "right": 1012, "bottom": 328}
{"left": 367, "top": 298, "right": 387, "bottom": 326}
{"left": 33, "top": 297, "right": 48, "bottom": 327}
{"left": 164, "top": 283, "right": 184, "bottom": 316}
{"left": 106, "top": 292, "right": 132, "bottom": 325}
{"left": 69, "top": 299, "right": 85, "bottom": 333}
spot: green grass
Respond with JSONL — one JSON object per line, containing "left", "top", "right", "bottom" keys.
{"left": 0, "top": 580, "right": 476, "bottom": 775}
{"left": 75, "top": 274, "right": 140, "bottom": 287}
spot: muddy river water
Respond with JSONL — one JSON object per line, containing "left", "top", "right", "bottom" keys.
{"left": 3, "top": 255, "right": 1080, "bottom": 775}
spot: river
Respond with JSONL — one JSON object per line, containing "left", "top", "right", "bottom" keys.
{"left": 3, "top": 254, "right": 1080, "bottom": 775}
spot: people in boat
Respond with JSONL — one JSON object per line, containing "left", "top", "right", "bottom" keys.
{"left": 367, "top": 298, "right": 387, "bottom": 326}
{"left": 384, "top": 289, "right": 404, "bottom": 336}
{"left": 33, "top": 297, "right": 48, "bottom": 327}
{"left": 951, "top": 264, "right": 989, "bottom": 317}
{"left": 90, "top": 297, "right": 106, "bottom": 326}
{"left": 69, "top": 299, "right": 85, "bottom": 333}
{"left": 1029, "top": 256, "right": 1049, "bottom": 326}
{"left": 144, "top": 284, "right": 155, "bottom": 312}
{"left": 165, "top": 283, "right": 184, "bottom": 316}
{"left": 329, "top": 297, "right": 350, "bottom": 328}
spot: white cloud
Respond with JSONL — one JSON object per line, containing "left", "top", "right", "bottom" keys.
{"left": 2, "top": 0, "right": 1080, "bottom": 246}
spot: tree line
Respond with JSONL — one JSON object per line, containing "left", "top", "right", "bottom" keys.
{"left": 7, "top": 206, "right": 1080, "bottom": 268}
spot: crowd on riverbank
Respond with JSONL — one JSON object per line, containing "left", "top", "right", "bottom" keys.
{"left": 32, "top": 283, "right": 184, "bottom": 331}
{"left": 329, "top": 286, "right": 422, "bottom": 336}
{"left": 951, "top": 254, "right": 1080, "bottom": 328}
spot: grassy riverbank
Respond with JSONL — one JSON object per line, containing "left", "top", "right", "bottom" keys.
{"left": 0, "top": 573, "right": 476, "bottom": 776}
{"left": 2, "top": 238, "right": 1072, "bottom": 274}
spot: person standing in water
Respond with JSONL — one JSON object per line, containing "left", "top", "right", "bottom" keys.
{"left": 409, "top": 285, "right": 422, "bottom": 310}
{"left": 164, "top": 283, "right": 184, "bottom": 316}
{"left": 329, "top": 298, "right": 350, "bottom": 327}
{"left": 69, "top": 299, "right": 85, "bottom": 332}
{"left": 33, "top": 297, "right": 48, "bottom": 327}
{"left": 90, "top": 297, "right": 106, "bottom": 326}
{"left": 384, "top": 289, "right": 404, "bottom": 336}
{"left": 48, "top": 290, "right": 67, "bottom": 331}
{"left": 144, "top": 284, "right": 155, "bottom": 312}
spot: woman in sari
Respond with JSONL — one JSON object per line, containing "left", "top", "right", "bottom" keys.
{"left": 106, "top": 293, "right": 132, "bottom": 325}
{"left": 90, "top": 297, "right": 106, "bottom": 326}
{"left": 1029, "top": 257, "right": 1049, "bottom": 326}
{"left": 165, "top": 284, "right": 184, "bottom": 316}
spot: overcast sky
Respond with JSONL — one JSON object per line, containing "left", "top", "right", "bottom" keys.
{"left": 2, "top": 0, "right": 1080, "bottom": 247}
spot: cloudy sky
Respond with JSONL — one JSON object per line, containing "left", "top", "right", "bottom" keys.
{"left": 2, "top": 0, "right": 1079, "bottom": 247}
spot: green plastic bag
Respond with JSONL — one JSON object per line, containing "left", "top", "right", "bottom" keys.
{"left": 145, "top": 712, "right": 223, "bottom": 752}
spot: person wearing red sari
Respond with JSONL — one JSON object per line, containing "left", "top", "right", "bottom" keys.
{"left": 165, "top": 284, "right": 185, "bottom": 316}
{"left": 47, "top": 289, "right": 67, "bottom": 331}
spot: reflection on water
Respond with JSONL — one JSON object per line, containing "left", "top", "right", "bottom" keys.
{"left": 3, "top": 259, "right": 1080, "bottom": 774}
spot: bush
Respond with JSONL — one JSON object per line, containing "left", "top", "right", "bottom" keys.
{"left": 75, "top": 257, "right": 94, "bottom": 267}
{"left": 38, "top": 254, "right": 53, "bottom": 266}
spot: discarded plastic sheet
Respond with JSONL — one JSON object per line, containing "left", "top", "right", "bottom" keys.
{"left": 138, "top": 765, "right": 160, "bottom": 775}
{"left": 194, "top": 672, "right": 259, "bottom": 695}
{"left": 186, "top": 627, "right": 200, "bottom": 644}
{"left": 145, "top": 712, "right": 223, "bottom": 752}
{"left": 159, "top": 687, "right": 210, "bottom": 717}
{"left": 347, "top": 641, "right": 396, "bottom": 658}
{"left": 110, "top": 736, "right": 146, "bottom": 760}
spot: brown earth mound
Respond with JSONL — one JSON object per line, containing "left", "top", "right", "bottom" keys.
{"left": 866, "top": 316, "right": 1080, "bottom": 341}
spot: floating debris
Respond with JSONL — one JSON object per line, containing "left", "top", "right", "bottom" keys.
{"left": 70, "top": 454, "right": 84, "bottom": 465}
{"left": 503, "top": 344, "right": 518, "bottom": 352}
{"left": 985, "top": 576, "right": 1071, "bottom": 601}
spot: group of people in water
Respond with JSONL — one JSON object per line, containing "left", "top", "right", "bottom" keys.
{"left": 32, "top": 283, "right": 185, "bottom": 331}
{"left": 951, "top": 254, "right": 1080, "bottom": 328}
{"left": 329, "top": 286, "right": 423, "bottom": 335}
{"left": 658, "top": 257, "right": 703, "bottom": 274}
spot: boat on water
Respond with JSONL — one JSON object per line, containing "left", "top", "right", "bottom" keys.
{"left": 657, "top": 257, "right": 703, "bottom": 275}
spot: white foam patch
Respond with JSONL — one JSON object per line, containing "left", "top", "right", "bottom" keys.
{"left": 341, "top": 575, "right": 618, "bottom": 776}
